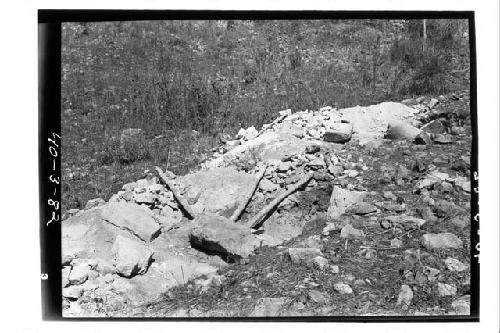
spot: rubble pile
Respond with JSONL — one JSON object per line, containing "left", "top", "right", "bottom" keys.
{"left": 62, "top": 91, "right": 472, "bottom": 317}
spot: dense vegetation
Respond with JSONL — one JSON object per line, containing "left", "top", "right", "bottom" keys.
{"left": 61, "top": 19, "right": 470, "bottom": 211}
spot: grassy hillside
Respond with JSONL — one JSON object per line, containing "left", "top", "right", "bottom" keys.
{"left": 61, "top": 19, "right": 470, "bottom": 212}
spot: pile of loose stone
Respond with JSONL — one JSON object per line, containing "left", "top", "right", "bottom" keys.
{"left": 61, "top": 91, "right": 472, "bottom": 317}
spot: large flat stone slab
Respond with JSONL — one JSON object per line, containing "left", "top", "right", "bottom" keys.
{"left": 189, "top": 214, "right": 260, "bottom": 261}
{"left": 62, "top": 202, "right": 161, "bottom": 272}
{"left": 177, "top": 168, "right": 255, "bottom": 218}
{"left": 99, "top": 202, "right": 162, "bottom": 242}
{"left": 62, "top": 210, "right": 128, "bottom": 269}
{"left": 338, "top": 102, "right": 417, "bottom": 145}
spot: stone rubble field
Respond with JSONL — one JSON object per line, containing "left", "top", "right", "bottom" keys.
{"left": 61, "top": 91, "right": 472, "bottom": 317}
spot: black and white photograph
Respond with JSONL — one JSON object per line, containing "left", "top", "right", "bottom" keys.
{"left": 37, "top": 11, "right": 482, "bottom": 321}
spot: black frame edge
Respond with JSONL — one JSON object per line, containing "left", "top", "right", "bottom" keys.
{"left": 39, "top": 22, "right": 62, "bottom": 320}
{"left": 468, "top": 12, "right": 479, "bottom": 320}
{"left": 38, "top": 10, "right": 475, "bottom": 23}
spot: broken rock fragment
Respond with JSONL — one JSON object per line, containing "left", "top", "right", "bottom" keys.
{"left": 451, "top": 296, "right": 470, "bottom": 315}
{"left": 437, "top": 283, "right": 457, "bottom": 297}
{"left": 344, "top": 169, "right": 359, "bottom": 178}
{"left": 444, "top": 258, "right": 468, "bottom": 272}
{"left": 379, "top": 202, "right": 406, "bottom": 213}
{"left": 322, "top": 222, "right": 338, "bottom": 235}
{"left": 62, "top": 266, "right": 71, "bottom": 288}
{"left": 414, "top": 131, "right": 432, "bottom": 145}
{"left": 428, "top": 98, "right": 439, "bottom": 109}
{"left": 62, "top": 285, "right": 83, "bottom": 300}
{"left": 421, "top": 266, "right": 441, "bottom": 282}
{"left": 391, "top": 238, "right": 403, "bottom": 248}
{"left": 305, "top": 144, "right": 320, "bottom": 154}
{"left": 434, "top": 199, "right": 465, "bottom": 217}
{"left": 99, "top": 202, "right": 162, "bottom": 242}
{"left": 259, "top": 178, "right": 279, "bottom": 192}
{"left": 312, "top": 256, "right": 330, "bottom": 270}
{"left": 328, "top": 164, "right": 344, "bottom": 177}
{"left": 307, "top": 129, "right": 321, "bottom": 139}
{"left": 382, "top": 215, "right": 426, "bottom": 230}
{"left": 397, "top": 284, "right": 413, "bottom": 309}
{"left": 323, "top": 123, "right": 353, "bottom": 143}
{"left": 450, "top": 215, "right": 469, "bottom": 229}
{"left": 421, "top": 119, "right": 446, "bottom": 134}
{"left": 68, "top": 264, "right": 91, "bottom": 285}
{"left": 327, "top": 186, "right": 366, "bottom": 219}
{"left": 340, "top": 224, "right": 365, "bottom": 239}
{"left": 415, "top": 171, "right": 451, "bottom": 190}
{"left": 112, "top": 235, "right": 154, "bottom": 277}
{"left": 333, "top": 282, "right": 353, "bottom": 294}
{"left": 85, "top": 198, "right": 106, "bottom": 210}
{"left": 250, "top": 297, "right": 290, "bottom": 317}
{"left": 421, "top": 233, "right": 463, "bottom": 250}
{"left": 308, "top": 289, "right": 329, "bottom": 304}
{"left": 417, "top": 206, "right": 437, "bottom": 222}
{"left": 238, "top": 126, "right": 258, "bottom": 141}
{"left": 133, "top": 192, "right": 157, "bottom": 205}
{"left": 189, "top": 214, "right": 260, "bottom": 261}
{"left": 307, "top": 156, "right": 326, "bottom": 170}
{"left": 452, "top": 176, "right": 471, "bottom": 193}
{"left": 277, "top": 161, "right": 292, "bottom": 173}
{"left": 286, "top": 247, "right": 323, "bottom": 265}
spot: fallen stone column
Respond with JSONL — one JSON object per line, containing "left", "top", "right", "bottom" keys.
{"left": 155, "top": 166, "right": 196, "bottom": 220}
{"left": 247, "top": 171, "right": 314, "bottom": 229}
{"left": 230, "top": 164, "right": 268, "bottom": 222}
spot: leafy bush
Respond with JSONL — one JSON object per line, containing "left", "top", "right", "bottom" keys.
{"left": 406, "top": 53, "right": 449, "bottom": 95}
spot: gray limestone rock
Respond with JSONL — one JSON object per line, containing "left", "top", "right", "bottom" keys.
{"left": 421, "top": 233, "right": 463, "bottom": 250}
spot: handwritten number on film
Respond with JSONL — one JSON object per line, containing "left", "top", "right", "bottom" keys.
{"left": 46, "top": 133, "right": 61, "bottom": 226}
